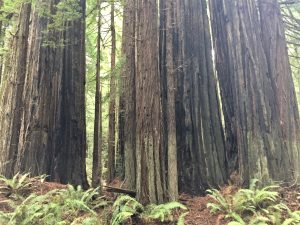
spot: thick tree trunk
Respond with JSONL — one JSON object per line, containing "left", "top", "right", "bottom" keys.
{"left": 258, "top": 0, "right": 300, "bottom": 181}
{"left": 209, "top": 0, "right": 300, "bottom": 184}
{"left": 135, "top": 0, "right": 165, "bottom": 204}
{"left": 121, "top": 0, "right": 136, "bottom": 191}
{"left": 107, "top": 0, "right": 116, "bottom": 183}
{"left": 0, "top": 3, "right": 31, "bottom": 177}
{"left": 181, "top": 0, "right": 226, "bottom": 192}
{"left": 0, "top": 0, "right": 88, "bottom": 188}
{"left": 160, "top": 0, "right": 227, "bottom": 193}
{"left": 121, "top": 0, "right": 227, "bottom": 201}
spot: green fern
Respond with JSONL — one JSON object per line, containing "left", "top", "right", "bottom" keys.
{"left": 227, "top": 212, "right": 270, "bottom": 225}
{"left": 111, "top": 195, "right": 144, "bottom": 225}
{"left": 144, "top": 201, "right": 187, "bottom": 222}
{"left": 177, "top": 212, "right": 189, "bottom": 225}
{"left": 282, "top": 210, "right": 300, "bottom": 225}
{"left": 0, "top": 184, "right": 104, "bottom": 225}
{"left": 207, "top": 188, "right": 231, "bottom": 213}
{"left": 207, "top": 180, "right": 300, "bottom": 225}
{"left": 111, "top": 195, "right": 188, "bottom": 225}
{"left": 0, "top": 172, "right": 32, "bottom": 197}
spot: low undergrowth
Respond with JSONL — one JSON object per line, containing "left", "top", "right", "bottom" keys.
{"left": 111, "top": 195, "right": 188, "bottom": 225}
{"left": 0, "top": 173, "right": 188, "bottom": 225}
{"left": 206, "top": 179, "right": 300, "bottom": 225}
{"left": 0, "top": 173, "right": 110, "bottom": 225}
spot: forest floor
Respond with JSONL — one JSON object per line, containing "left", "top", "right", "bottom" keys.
{"left": 181, "top": 185, "right": 300, "bottom": 225}
{"left": 0, "top": 177, "right": 299, "bottom": 225}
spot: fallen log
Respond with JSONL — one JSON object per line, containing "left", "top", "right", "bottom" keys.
{"left": 104, "top": 185, "right": 136, "bottom": 197}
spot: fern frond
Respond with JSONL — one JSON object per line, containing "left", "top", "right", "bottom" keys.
{"left": 177, "top": 212, "right": 188, "bottom": 225}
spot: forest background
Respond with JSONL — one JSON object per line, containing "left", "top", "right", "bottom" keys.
{"left": 0, "top": 0, "right": 299, "bottom": 201}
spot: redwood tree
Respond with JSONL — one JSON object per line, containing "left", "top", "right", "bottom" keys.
{"left": 120, "top": 0, "right": 136, "bottom": 191}
{"left": 121, "top": 0, "right": 227, "bottom": 203}
{"left": 0, "top": 0, "right": 88, "bottom": 188}
{"left": 92, "top": 0, "right": 103, "bottom": 189}
{"left": 258, "top": 0, "right": 300, "bottom": 180}
{"left": 107, "top": 0, "right": 117, "bottom": 183}
{"left": 209, "top": 0, "right": 300, "bottom": 184}
{"left": 168, "top": 0, "right": 227, "bottom": 193}
{"left": 0, "top": 3, "right": 31, "bottom": 177}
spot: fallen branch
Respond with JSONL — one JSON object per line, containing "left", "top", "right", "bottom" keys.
{"left": 104, "top": 185, "right": 136, "bottom": 197}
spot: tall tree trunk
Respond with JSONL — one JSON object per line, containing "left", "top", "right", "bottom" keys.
{"left": 135, "top": 0, "right": 166, "bottom": 204}
{"left": 121, "top": 0, "right": 136, "bottom": 191}
{"left": 0, "top": 3, "right": 31, "bottom": 177}
{"left": 159, "top": 0, "right": 227, "bottom": 193}
{"left": 107, "top": 0, "right": 116, "bottom": 183}
{"left": 178, "top": 0, "right": 227, "bottom": 193}
{"left": 258, "top": 0, "right": 300, "bottom": 181}
{"left": 164, "top": 0, "right": 178, "bottom": 201}
{"left": 92, "top": 0, "right": 103, "bottom": 189}
{"left": 209, "top": 0, "right": 300, "bottom": 184}
{"left": 0, "top": 0, "right": 88, "bottom": 188}
{"left": 121, "top": 0, "right": 227, "bottom": 201}
{"left": 59, "top": 0, "right": 87, "bottom": 187}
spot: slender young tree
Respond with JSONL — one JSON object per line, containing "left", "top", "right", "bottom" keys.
{"left": 107, "top": 0, "right": 116, "bottom": 183}
{"left": 92, "top": 0, "right": 103, "bottom": 190}
{"left": 163, "top": 0, "right": 178, "bottom": 201}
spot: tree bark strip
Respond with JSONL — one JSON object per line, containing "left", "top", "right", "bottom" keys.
{"left": 0, "top": 0, "right": 88, "bottom": 188}
{"left": 209, "top": 0, "right": 300, "bottom": 184}
{"left": 258, "top": 0, "right": 300, "bottom": 181}
{"left": 0, "top": 3, "right": 31, "bottom": 177}
{"left": 92, "top": 0, "right": 103, "bottom": 190}
{"left": 107, "top": 0, "right": 117, "bottom": 183}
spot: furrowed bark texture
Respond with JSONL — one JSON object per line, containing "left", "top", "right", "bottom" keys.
{"left": 172, "top": 0, "right": 227, "bottom": 193}
{"left": 107, "top": 0, "right": 117, "bottom": 183}
{"left": 0, "top": 3, "right": 31, "bottom": 177}
{"left": 92, "top": 0, "right": 102, "bottom": 189}
{"left": 135, "top": 0, "right": 165, "bottom": 204}
{"left": 121, "top": 0, "right": 136, "bottom": 191}
{"left": 0, "top": 1, "right": 88, "bottom": 188}
{"left": 258, "top": 0, "right": 300, "bottom": 180}
{"left": 121, "top": 0, "right": 227, "bottom": 202}
{"left": 209, "top": 0, "right": 300, "bottom": 184}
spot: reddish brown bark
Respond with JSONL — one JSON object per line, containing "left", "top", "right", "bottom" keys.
{"left": 107, "top": 0, "right": 117, "bottom": 183}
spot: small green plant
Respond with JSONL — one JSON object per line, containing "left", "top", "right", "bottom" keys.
{"left": 0, "top": 184, "right": 106, "bottom": 225}
{"left": 207, "top": 179, "right": 279, "bottom": 215}
{"left": 111, "top": 195, "right": 144, "bottom": 225}
{"left": 0, "top": 172, "right": 32, "bottom": 197}
{"left": 207, "top": 179, "right": 299, "bottom": 225}
{"left": 227, "top": 212, "right": 270, "bottom": 225}
{"left": 282, "top": 210, "right": 300, "bottom": 225}
{"left": 111, "top": 195, "right": 188, "bottom": 225}
{"left": 144, "top": 201, "right": 187, "bottom": 222}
